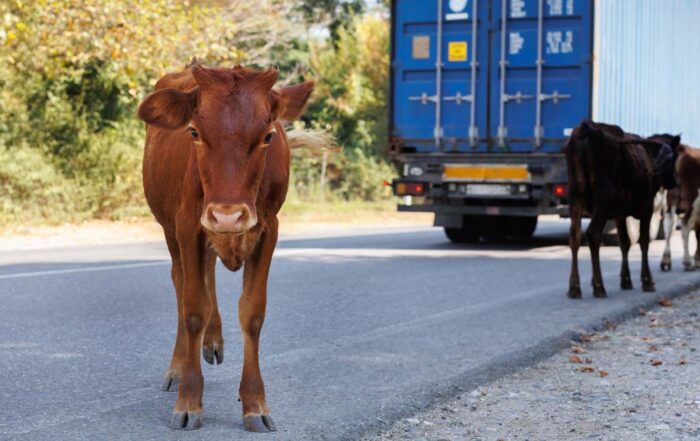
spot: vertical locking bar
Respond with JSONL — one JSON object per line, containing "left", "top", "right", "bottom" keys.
{"left": 434, "top": 0, "right": 444, "bottom": 149}
{"left": 496, "top": 0, "right": 508, "bottom": 148}
{"left": 468, "top": 0, "right": 479, "bottom": 147}
{"left": 534, "top": 0, "right": 544, "bottom": 147}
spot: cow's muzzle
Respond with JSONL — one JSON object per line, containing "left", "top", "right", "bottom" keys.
{"left": 201, "top": 203, "right": 257, "bottom": 234}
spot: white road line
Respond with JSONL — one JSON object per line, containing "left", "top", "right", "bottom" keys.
{"left": 0, "top": 261, "right": 169, "bottom": 281}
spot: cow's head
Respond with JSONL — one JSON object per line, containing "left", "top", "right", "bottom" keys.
{"left": 649, "top": 133, "right": 682, "bottom": 190}
{"left": 138, "top": 65, "right": 314, "bottom": 234}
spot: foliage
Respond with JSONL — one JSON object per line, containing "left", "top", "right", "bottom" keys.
{"left": 0, "top": 0, "right": 394, "bottom": 226}
{"left": 292, "top": 9, "right": 395, "bottom": 201}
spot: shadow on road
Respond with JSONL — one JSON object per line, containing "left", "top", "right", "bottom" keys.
{"left": 278, "top": 227, "right": 570, "bottom": 252}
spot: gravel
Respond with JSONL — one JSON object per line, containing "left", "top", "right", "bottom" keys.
{"left": 361, "top": 293, "right": 700, "bottom": 441}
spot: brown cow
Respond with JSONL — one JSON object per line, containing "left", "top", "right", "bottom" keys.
{"left": 565, "top": 121, "right": 678, "bottom": 299}
{"left": 659, "top": 138, "right": 700, "bottom": 271}
{"left": 137, "top": 62, "right": 314, "bottom": 431}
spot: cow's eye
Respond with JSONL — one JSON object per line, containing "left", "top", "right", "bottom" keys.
{"left": 189, "top": 127, "right": 199, "bottom": 140}
{"left": 263, "top": 132, "right": 274, "bottom": 144}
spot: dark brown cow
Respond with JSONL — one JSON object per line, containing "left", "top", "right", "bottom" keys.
{"left": 660, "top": 139, "right": 700, "bottom": 271}
{"left": 137, "top": 62, "right": 314, "bottom": 431}
{"left": 565, "top": 121, "right": 678, "bottom": 299}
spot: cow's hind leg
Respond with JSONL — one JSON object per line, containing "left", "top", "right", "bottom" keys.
{"left": 683, "top": 190, "right": 700, "bottom": 270}
{"left": 587, "top": 214, "right": 607, "bottom": 298}
{"left": 202, "top": 250, "right": 224, "bottom": 365}
{"left": 616, "top": 217, "right": 633, "bottom": 290}
{"left": 239, "top": 220, "right": 278, "bottom": 432}
{"left": 682, "top": 216, "right": 695, "bottom": 271}
{"left": 640, "top": 213, "right": 655, "bottom": 291}
{"left": 695, "top": 225, "right": 700, "bottom": 267}
{"left": 568, "top": 202, "right": 583, "bottom": 299}
{"left": 660, "top": 207, "right": 675, "bottom": 271}
{"left": 162, "top": 234, "right": 186, "bottom": 392}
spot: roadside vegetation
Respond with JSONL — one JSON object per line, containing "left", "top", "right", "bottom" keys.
{"left": 0, "top": 0, "right": 395, "bottom": 226}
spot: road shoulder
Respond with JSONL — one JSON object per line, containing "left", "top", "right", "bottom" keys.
{"left": 362, "top": 292, "right": 700, "bottom": 441}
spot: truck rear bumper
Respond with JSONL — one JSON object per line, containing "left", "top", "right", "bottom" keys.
{"left": 397, "top": 203, "right": 568, "bottom": 217}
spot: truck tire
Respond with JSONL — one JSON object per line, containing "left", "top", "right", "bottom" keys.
{"left": 508, "top": 216, "right": 538, "bottom": 238}
{"left": 444, "top": 226, "right": 480, "bottom": 243}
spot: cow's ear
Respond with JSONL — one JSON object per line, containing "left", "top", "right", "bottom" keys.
{"left": 671, "top": 135, "right": 682, "bottom": 149}
{"left": 274, "top": 80, "right": 315, "bottom": 122}
{"left": 138, "top": 88, "right": 198, "bottom": 129}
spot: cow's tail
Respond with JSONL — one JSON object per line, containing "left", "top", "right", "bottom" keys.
{"left": 285, "top": 129, "right": 336, "bottom": 153}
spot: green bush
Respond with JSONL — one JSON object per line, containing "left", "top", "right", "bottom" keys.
{"left": 0, "top": 0, "right": 396, "bottom": 226}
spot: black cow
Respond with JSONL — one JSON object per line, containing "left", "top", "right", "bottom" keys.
{"left": 565, "top": 120, "right": 678, "bottom": 299}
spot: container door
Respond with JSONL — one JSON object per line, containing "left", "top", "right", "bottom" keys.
{"left": 489, "top": 0, "right": 592, "bottom": 152}
{"left": 392, "top": 0, "right": 488, "bottom": 152}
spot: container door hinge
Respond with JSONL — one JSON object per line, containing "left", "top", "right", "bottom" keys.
{"left": 443, "top": 92, "right": 473, "bottom": 104}
{"left": 502, "top": 91, "right": 534, "bottom": 103}
{"left": 409, "top": 93, "right": 439, "bottom": 105}
{"left": 539, "top": 90, "right": 572, "bottom": 104}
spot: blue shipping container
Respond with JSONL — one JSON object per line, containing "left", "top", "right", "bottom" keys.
{"left": 390, "top": 0, "right": 700, "bottom": 152}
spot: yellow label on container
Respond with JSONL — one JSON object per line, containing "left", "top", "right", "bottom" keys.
{"left": 448, "top": 41, "right": 468, "bottom": 62}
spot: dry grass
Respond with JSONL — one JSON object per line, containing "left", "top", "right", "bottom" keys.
{"left": 0, "top": 200, "right": 431, "bottom": 250}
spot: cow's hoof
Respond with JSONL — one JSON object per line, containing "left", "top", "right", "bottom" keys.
{"left": 593, "top": 287, "right": 607, "bottom": 298}
{"left": 683, "top": 262, "right": 696, "bottom": 271}
{"left": 642, "top": 282, "right": 656, "bottom": 292}
{"left": 203, "top": 343, "right": 224, "bottom": 365}
{"left": 161, "top": 371, "right": 180, "bottom": 392}
{"left": 243, "top": 414, "right": 277, "bottom": 432}
{"left": 567, "top": 287, "right": 582, "bottom": 299}
{"left": 620, "top": 279, "right": 633, "bottom": 290}
{"left": 660, "top": 261, "right": 671, "bottom": 272}
{"left": 171, "top": 410, "right": 202, "bottom": 430}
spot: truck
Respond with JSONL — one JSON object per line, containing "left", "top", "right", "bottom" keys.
{"left": 389, "top": 0, "right": 700, "bottom": 242}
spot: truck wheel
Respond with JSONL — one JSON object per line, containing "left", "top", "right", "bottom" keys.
{"left": 444, "top": 227, "right": 480, "bottom": 243}
{"left": 508, "top": 216, "right": 538, "bottom": 238}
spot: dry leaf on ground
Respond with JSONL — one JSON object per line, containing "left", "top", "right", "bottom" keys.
{"left": 571, "top": 345, "right": 587, "bottom": 354}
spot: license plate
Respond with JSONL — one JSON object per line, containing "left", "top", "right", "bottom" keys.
{"left": 465, "top": 184, "right": 511, "bottom": 196}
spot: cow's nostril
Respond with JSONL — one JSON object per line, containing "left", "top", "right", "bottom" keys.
{"left": 211, "top": 210, "right": 243, "bottom": 225}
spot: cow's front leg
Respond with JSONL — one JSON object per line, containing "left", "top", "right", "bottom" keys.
{"left": 203, "top": 249, "right": 224, "bottom": 365}
{"left": 171, "top": 231, "right": 211, "bottom": 430}
{"left": 587, "top": 214, "right": 607, "bottom": 298}
{"left": 616, "top": 217, "right": 633, "bottom": 290}
{"left": 639, "top": 214, "right": 655, "bottom": 291}
{"left": 660, "top": 208, "right": 675, "bottom": 271}
{"left": 239, "top": 220, "right": 278, "bottom": 432}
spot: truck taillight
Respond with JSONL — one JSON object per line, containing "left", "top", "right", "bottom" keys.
{"left": 553, "top": 184, "right": 567, "bottom": 198}
{"left": 395, "top": 182, "right": 426, "bottom": 196}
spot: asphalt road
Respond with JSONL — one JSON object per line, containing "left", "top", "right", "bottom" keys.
{"left": 1, "top": 218, "right": 699, "bottom": 441}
